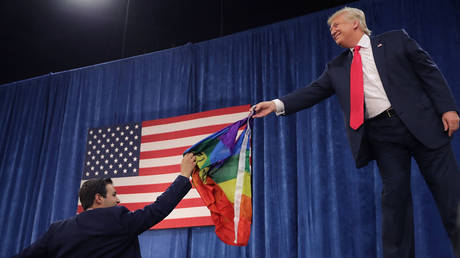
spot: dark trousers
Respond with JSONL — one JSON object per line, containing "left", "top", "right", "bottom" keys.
{"left": 365, "top": 115, "right": 460, "bottom": 258}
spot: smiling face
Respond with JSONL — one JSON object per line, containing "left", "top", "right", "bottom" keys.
{"left": 329, "top": 13, "right": 363, "bottom": 48}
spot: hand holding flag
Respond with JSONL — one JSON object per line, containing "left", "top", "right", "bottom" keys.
{"left": 184, "top": 111, "right": 253, "bottom": 246}
{"left": 251, "top": 101, "right": 276, "bottom": 118}
{"left": 179, "top": 153, "right": 196, "bottom": 178}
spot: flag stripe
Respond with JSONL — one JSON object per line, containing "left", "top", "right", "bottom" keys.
{"left": 152, "top": 216, "right": 214, "bottom": 229}
{"left": 141, "top": 124, "right": 231, "bottom": 143}
{"left": 115, "top": 182, "right": 196, "bottom": 195}
{"left": 118, "top": 188, "right": 201, "bottom": 203}
{"left": 115, "top": 183, "right": 174, "bottom": 194}
{"left": 139, "top": 165, "right": 180, "bottom": 176}
{"left": 141, "top": 112, "right": 249, "bottom": 135}
{"left": 81, "top": 173, "right": 182, "bottom": 186}
{"left": 140, "top": 134, "right": 216, "bottom": 152}
{"left": 163, "top": 206, "right": 211, "bottom": 219}
{"left": 140, "top": 129, "right": 244, "bottom": 153}
{"left": 140, "top": 146, "right": 190, "bottom": 159}
{"left": 142, "top": 106, "right": 249, "bottom": 127}
{"left": 140, "top": 155, "right": 183, "bottom": 168}
{"left": 123, "top": 198, "right": 205, "bottom": 210}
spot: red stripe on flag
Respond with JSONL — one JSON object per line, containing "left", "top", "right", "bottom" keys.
{"left": 152, "top": 216, "right": 214, "bottom": 229}
{"left": 123, "top": 198, "right": 205, "bottom": 210}
{"left": 140, "top": 146, "right": 190, "bottom": 159}
{"left": 139, "top": 164, "right": 181, "bottom": 175}
{"left": 141, "top": 124, "right": 230, "bottom": 143}
{"left": 142, "top": 105, "right": 250, "bottom": 127}
{"left": 114, "top": 182, "right": 196, "bottom": 195}
{"left": 115, "top": 183, "right": 172, "bottom": 194}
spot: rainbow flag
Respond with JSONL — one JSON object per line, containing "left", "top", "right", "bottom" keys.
{"left": 184, "top": 112, "right": 253, "bottom": 246}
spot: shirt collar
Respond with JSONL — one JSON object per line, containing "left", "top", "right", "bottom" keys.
{"left": 350, "top": 34, "right": 370, "bottom": 52}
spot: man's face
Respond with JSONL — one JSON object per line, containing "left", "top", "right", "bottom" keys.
{"left": 100, "top": 184, "right": 120, "bottom": 208}
{"left": 329, "top": 14, "right": 358, "bottom": 48}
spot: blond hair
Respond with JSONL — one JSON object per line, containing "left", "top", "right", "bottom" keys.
{"left": 327, "top": 7, "right": 372, "bottom": 36}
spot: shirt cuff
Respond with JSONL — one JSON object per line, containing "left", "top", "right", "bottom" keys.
{"left": 272, "top": 99, "right": 285, "bottom": 116}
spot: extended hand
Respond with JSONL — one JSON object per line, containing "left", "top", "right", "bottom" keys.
{"left": 251, "top": 101, "right": 276, "bottom": 118}
{"left": 180, "top": 153, "right": 196, "bottom": 178}
{"left": 442, "top": 111, "right": 460, "bottom": 137}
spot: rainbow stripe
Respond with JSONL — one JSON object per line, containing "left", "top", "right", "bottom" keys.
{"left": 184, "top": 113, "right": 253, "bottom": 246}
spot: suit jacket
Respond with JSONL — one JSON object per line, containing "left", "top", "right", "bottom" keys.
{"left": 15, "top": 175, "right": 192, "bottom": 258}
{"left": 280, "top": 29, "right": 457, "bottom": 168}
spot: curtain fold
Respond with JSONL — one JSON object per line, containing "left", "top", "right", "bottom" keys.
{"left": 1, "top": 0, "right": 459, "bottom": 257}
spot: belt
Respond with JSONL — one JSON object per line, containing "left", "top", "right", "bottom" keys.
{"left": 368, "top": 108, "right": 397, "bottom": 121}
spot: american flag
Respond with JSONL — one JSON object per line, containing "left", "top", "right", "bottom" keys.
{"left": 78, "top": 105, "right": 250, "bottom": 229}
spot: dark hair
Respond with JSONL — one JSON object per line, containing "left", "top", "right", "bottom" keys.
{"left": 79, "top": 178, "right": 113, "bottom": 211}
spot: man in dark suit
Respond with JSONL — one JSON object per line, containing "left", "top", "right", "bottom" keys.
{"left": 15, "top": 153, "right": 196, "bottom": 258}
{"left": 253, "top": 7, "right": 460, "bottom": 258}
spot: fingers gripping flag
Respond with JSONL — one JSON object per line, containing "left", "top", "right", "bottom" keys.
{"left": 184, "top": 112, "right": 253, "bottom": 246}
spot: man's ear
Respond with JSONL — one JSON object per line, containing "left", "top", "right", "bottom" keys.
{"left": 94, "top": 193, "right": 104, "bottom": 205}
{"left": 352, "top": 19, "right": 360, "bottom": 30}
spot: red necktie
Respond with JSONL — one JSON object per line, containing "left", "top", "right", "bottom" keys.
{"left": 349, "top": 46, "right": 363, "bottom": 130}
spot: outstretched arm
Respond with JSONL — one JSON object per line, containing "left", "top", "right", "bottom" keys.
{"left": 251, "top": 66, "right": 334, "bottom": 119}
{"left": 14, "top": 228, "right": 51, "bottom": 258}
{"left": 123, "top": 153, "right": 196, "bottom": 235}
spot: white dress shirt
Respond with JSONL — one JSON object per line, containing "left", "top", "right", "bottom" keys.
{"left": 273, "top": 34, "right": 391, "bottom": 119}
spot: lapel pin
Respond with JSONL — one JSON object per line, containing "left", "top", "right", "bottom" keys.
{"left": 377, "top": 43, "right": 383, "bottom": 47}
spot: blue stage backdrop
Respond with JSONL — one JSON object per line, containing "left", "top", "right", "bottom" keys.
{"left": 1, "top": 0, "right": 459, "bottom": 257}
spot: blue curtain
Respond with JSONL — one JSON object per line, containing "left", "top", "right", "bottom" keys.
{"left": 1, "top": 0, "right": 459, "bottom": 257}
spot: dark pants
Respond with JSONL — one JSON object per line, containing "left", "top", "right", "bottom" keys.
{"left": 365, "top": 115, "right": 460, "bottom": 258}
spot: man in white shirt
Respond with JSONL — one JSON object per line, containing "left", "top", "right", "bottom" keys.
{"left": 253, "top": 7, "right": 460, "bottom": 258}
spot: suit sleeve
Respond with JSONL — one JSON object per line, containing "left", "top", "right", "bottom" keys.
{"left": 14, "top": 227, "right": 52, "bottom": 258}
{"left": 279, "top": 65, "right": 334, "bottom": 115}
{"left": 402, "top": 29, "right": 458, "bottom": 114}
{"left": 120, "top": 175, "right": 192, "bottom": 235}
